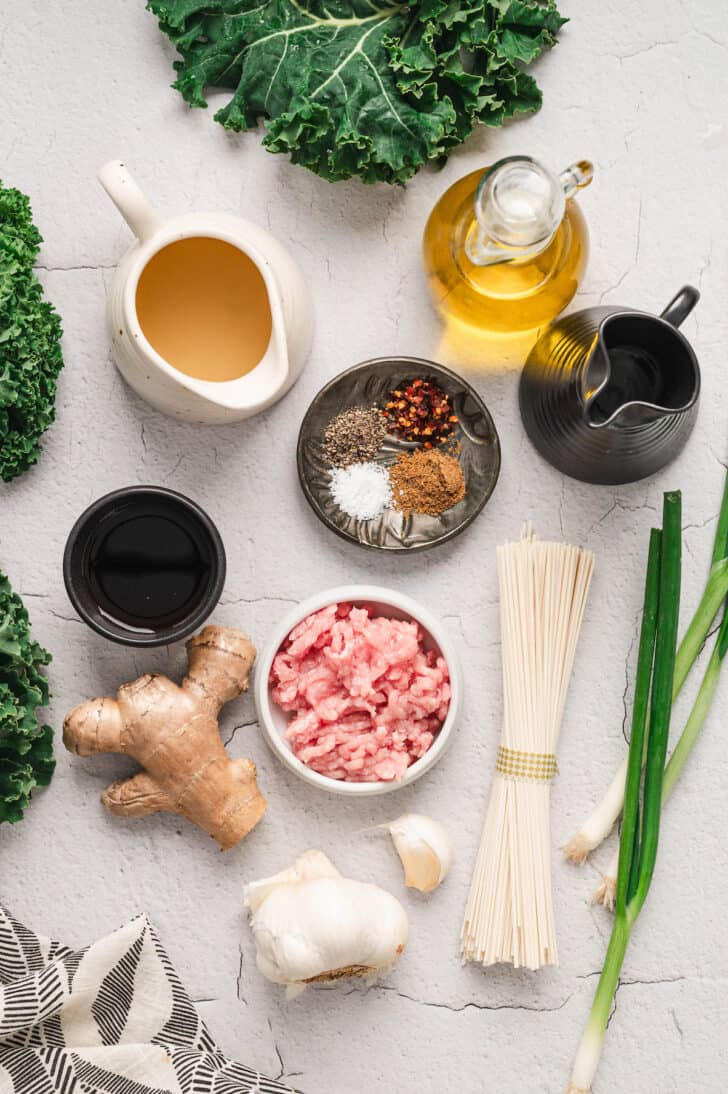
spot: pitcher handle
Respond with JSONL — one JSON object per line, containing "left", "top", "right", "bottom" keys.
{"left": 98, "top": 160, "right": 162, "bottom": 243}
{"left": 660, "top": 285, "right": 700, "bottom": 329}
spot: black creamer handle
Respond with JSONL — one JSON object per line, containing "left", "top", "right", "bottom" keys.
{"left": 661, "top": 285, "right": 700, "bottom": 328}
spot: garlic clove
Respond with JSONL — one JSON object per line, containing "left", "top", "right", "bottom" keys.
{"left": 382, "top": 814, "right": 453, "bottom": 893}
{"left": 396, "top": 839, "right": 444, "bottom": 893}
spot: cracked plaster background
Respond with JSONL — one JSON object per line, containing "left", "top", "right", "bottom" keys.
{"left": 1, "top": 0, "right": 728, "bottom": 1091}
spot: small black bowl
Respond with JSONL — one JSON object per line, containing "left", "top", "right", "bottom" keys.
{"left": 63, "top": 485, "right": 226, "bottom": 648}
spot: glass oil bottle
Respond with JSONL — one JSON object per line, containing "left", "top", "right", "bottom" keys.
{"left": 423, "top": 157, "right": 593, "bottom": 340}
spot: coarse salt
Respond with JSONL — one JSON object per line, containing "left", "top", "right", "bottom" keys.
{"left": 329, "top": 461, "right": 392, "bottom": 520}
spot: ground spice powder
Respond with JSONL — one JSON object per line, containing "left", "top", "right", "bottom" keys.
{"left": 389, "top": 448, "right": 466, "bottom": 516}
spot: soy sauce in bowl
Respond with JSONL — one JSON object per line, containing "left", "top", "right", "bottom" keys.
{"left": 64, "top": 487, "right": 226, "bottom": 647}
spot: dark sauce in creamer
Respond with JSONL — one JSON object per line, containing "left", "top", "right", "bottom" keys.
{"left": 87, "top": 506, "right": 212, "bottom": 634}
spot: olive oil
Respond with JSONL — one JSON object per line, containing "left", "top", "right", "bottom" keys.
{"left": 423, "top": 160, "right": 592, "bottom": 338}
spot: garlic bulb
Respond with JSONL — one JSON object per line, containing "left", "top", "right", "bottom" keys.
{"left": 382, "top": 814, "right": 453, "bottom": 892}
{"left": 244, "top": 850, "right": 408, "bottom": 996}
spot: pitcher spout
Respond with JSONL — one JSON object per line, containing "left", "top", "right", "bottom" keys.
{"left": 583, "top": 290, "right": 700, "bottom": 430}
{"left": 585, "top": 392, "right": 689, "bottom": 431}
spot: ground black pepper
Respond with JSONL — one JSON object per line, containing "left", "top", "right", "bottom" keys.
{"left": 322, "top": 407, "right": 388, "bottom": 467}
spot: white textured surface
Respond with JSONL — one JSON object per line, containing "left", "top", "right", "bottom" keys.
{"left": 2, "top": 1, "right": 728, "bottom": 1091}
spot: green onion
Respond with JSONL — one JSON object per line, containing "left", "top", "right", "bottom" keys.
{"left": 564, "top": 473, "right": 728, "bottom": 864}
{"left": 660, "top": 473, "right": 728, "bottom": 796}
{"left": 592, "top": 603, "right": 728, "bottom": 909}
{"left": 615, "top": 528, "right": 661, "bottom": 916}
{"left": 567, "top": 492, "right": 682, "bottom": 1093}
{"left": 663, "top": 598, "right": 728, "bottom": 798}
{"left": 591, "top": 475, "right": 728, "bottom": 910}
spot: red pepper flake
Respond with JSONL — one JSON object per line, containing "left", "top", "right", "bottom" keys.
{"left": 382, "top": 378, "right": 458, "bottom": 446}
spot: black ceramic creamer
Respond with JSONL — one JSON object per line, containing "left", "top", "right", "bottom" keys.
{"left": 519, "top": 286, "right": 700, "bottom": 485}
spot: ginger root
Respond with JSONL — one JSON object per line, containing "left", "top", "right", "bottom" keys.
{"left": 63, "top": 626, "right": 266, "bottom": 850}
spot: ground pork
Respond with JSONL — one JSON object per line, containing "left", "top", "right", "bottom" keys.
{"left": 270, "top": 603, "right": 451, "bottom": 782}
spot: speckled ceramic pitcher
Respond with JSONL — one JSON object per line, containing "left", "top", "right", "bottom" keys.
{"left": 99, "top": 160, "right": 313, "bottom": 424}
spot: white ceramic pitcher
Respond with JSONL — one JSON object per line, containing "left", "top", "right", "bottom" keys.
{"left": 99, "top": 160, "right": 313, "bottom": 424}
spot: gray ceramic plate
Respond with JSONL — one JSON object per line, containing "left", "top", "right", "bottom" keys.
{"left": 297, "top": 357, "right": 501, "bottom": 552}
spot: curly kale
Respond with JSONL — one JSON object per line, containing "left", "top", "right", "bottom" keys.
{"left": 0, "top": 571, "right": 54, "bottom": 823}
{"left": 147, "top": 0, "right": 566, "bottom": 185}
{"left": 0, "top": 181, "right": 64, "bottom": 481}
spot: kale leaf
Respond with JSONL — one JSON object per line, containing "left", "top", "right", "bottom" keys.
{"left": 0, "top": 571, "right": 54, "bottom": 824}
{"left": 147, "top": 0, "right": 565, "bottom": 184}
{"left": 0, "top": 182, "right": 64, "bottom": 482}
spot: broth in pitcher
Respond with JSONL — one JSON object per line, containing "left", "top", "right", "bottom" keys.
{"left": 135, "top": 236, "right": 272, "bottom": 382}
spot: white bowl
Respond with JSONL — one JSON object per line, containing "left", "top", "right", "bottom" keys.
{"left": 254, "top": 585, "right": 463, "bottom": 796}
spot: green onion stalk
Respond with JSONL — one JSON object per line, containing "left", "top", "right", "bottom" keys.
{"left": 593, "top": 597, "right": 728, "bottom": 907}
{"left": 567, "top": 492, "right": 682, "bottom": 1093}
{"left": 564, "top": 472, "right": 728, "bottom": 870}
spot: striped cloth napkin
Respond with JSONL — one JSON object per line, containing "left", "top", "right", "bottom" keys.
{"left": 0, "top": 905, "right": 295, "bottom": 1094}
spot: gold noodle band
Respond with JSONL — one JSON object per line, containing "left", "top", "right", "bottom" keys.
{"left": 496, "top": 745, "right": 558, "bottom": 781}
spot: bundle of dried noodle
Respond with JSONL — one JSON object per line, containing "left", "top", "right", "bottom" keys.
{"left": 461, "top": 527, "right": 594, "bottom": 970}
